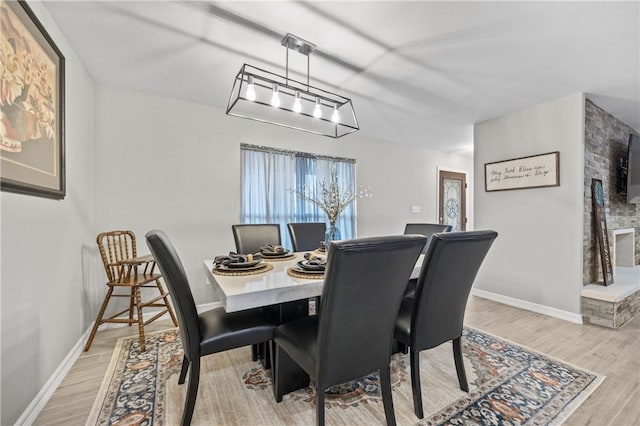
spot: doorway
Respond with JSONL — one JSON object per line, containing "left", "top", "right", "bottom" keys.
{"left": 438, "top": 170, "right": 467, "bottom": 231}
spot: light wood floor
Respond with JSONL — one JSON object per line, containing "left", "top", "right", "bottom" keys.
{"left": 35, "top": 296, "right": 640, "bottom": 425}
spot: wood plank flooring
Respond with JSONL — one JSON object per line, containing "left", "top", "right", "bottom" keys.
{"left": 35, "top": 296, "right": 640, "bottom": 425}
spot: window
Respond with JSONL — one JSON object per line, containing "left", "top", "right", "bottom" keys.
{"left": 240, "top": 144, "right": 356, "bottom": 249}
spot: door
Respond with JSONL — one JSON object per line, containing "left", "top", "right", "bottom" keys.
{"left": 439, "top": 170, "right": 466, "bottom": 231}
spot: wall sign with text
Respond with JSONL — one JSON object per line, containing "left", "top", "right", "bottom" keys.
{"left": 484, "top": 151, "right": 560, "bottom": 192}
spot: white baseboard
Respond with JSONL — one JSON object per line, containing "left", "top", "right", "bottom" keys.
{"left": 472, "top": 288, "right": 584, "bottom": 324}
{"left": 15, "top": 326, "right": 92, "bottom": 426}
{"left": 17, "top": 301, "right": 221, "bottom": 425}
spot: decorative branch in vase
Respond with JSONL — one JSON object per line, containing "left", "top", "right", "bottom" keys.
{"left": 289, "top": 168, "right": 372, "bottom": 249}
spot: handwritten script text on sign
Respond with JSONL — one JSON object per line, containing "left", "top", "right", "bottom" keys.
{"left": 485, "top": 152, "right": 559, "bottom": 191}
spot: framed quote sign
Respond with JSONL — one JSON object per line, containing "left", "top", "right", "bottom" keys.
{"left": 485, "top": 151, "right": 560, "bottom": 192}
{"left": 0, "top": 0, "right": 66, "bottom": 199}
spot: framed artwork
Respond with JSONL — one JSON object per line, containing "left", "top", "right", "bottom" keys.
{"left": 485, "top": 151, "right": 560, "bottom": 192}
{"left": 1, "top": 0, "right": 65, "bottom": 199}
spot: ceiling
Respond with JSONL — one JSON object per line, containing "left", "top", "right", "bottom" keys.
{"left": 44, "top": 1, "right": 639, "bottom": 153}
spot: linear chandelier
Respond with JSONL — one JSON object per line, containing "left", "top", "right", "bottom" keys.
{"left": 226, "top": 33, "right": 359, "bottom": 138}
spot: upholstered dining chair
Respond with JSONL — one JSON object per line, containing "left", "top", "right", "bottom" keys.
{"left": 287, "top": 222, "right": 326, "bottom": 252}
{"left": 232, "top": 224, "right": 281, "bottom": 254}
{"left": 394, "top": 230, "right": 498, "bottom": 419}
{"left": 232, "top": 223, "right": 283, "bottom": 363}
{"left": 146, "top": 230, "right": 278, "bottom": 426}
{"left": 403, "top": 223, "right": 452, "bottom": 298}
{"left": 272, "top": 234, "right": 427, "bottom": 426}
{"left": 84, "top": 230, "right": 178, "bottom": 352}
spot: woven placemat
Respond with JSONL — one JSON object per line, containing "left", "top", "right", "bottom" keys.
{"left": 212, "top": 263, "right": 274, "bottom": 276}
{"left": 261, "top": 253, "right": 296, "bottom": 262}
{"left": 287, "top": 267, "right": 324, "bottom": 280}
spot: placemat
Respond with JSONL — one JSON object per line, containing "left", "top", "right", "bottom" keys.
{"left": 261, "top": 253, "right": 296, "bottom": 262}
{"left": 212, "top": 263, "right": 274, "bottom": 276}
{"left": 287, "top": 267, "right": 324, "bottom": 279}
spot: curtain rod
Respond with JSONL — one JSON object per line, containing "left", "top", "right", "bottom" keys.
{"left": 240, "top": 143, "right": 356, "bottom": 164}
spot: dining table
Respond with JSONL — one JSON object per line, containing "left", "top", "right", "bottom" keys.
{"left": 203, "top": 252, "right": 424, "bottom": 313}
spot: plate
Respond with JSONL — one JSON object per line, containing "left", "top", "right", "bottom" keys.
{"left": 291, "top": 264, "right": 325, "bottom": 275}
{"left": 225, "top": 259, "right": 262, "bottom": 268}
{"left": 298, "top": 260, "right": 326, "bottom": 271}
{"left": 261, "top": 250, "right": 290, "bottom": 257}
{"left": 215, "top": 261, "right": 267, "bottom": 271}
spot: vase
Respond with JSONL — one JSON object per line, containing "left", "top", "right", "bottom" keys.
{"left": 324, "top": 223, "right": 341, "bottom": 250}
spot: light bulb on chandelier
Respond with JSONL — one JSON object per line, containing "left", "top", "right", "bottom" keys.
{"left": 331, "top": 103, "right": 340, "bottom": 123}
{"left": 271, "top": 84, "right": 280, "bottom": 108}
{"left": 246, "top": 76, "right": 256, "bottom": 101}
{"left": 313, "top": 97, "right": 322, "bottom": 118}
{"left": 293, "top": 91, "right": 302, "bottom": 113}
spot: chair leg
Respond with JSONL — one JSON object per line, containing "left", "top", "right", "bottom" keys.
{"left": 134, "top": 286, "right": 146, "bottom": 352}
{"left": 128, "top": 287, "right": 135, "bottom": 326}
{"left": 316, "top": 382, "right": 325, "bottom": 426}
{"left": 272, "top": 343, "right": 310, "bottom": 403}
{"left": 410, "top": 350, "right": 424, "bottom": 419}
{"left": 251, "top": 344, "right": 258, "bottom": 362}
{"left": 182, "top": 357, "right": 200, "bottom": 426}
{"left": 84, "top": 286, "right": 113, "bottom": 351}
{"left": 453, "top": 336, "right": 469, "bottom": 392}
{"left": 263, "top": 341, "right": 272, "bottom": 370}
{"left": 380, "top": 363, "right": 397, "bottom": 426}
{"left": 179, "top": 354, "right": 189, "bottom": 385}
{"left": 156, "top": 279, "right": 178, "bottom": 327}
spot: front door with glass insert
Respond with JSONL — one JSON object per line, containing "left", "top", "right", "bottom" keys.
{"left": 438, "top": 170, "right": 466, "bottom": 231}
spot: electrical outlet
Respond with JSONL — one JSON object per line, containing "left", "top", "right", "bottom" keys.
{"left": 411, "top": 205, "right": 421, "bottom": 214}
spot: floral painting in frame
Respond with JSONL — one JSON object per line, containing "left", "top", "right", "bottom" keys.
{"left": 1, "top": 0, "right": 65, "bottom": 199}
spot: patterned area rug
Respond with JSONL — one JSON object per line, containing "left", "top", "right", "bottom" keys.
{"left": 87, "top": 327, "right": 603, "bottom": 425}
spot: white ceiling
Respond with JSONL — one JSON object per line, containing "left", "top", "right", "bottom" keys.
{"left": 44, "top": 1, "right": 640, "bottom": 153}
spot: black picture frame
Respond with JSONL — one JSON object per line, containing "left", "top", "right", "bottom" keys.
{"left": 1, "top": 0, "right": 65, "bottom": 199}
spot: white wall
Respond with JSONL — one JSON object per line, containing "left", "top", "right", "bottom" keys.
{"left": 0, "top": 2, "right": 97, "bottom": 424}
{"left": 95, "top": 87, "right": 474, "bottom": 303}
{"left": 473, "top": 93, "right": 585, "bottom": 316}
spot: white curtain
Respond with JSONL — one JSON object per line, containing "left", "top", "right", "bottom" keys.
{"left": 240, "top": 148, "right": 296, "bottom": 246}
{"left": 241, "top": 145, "right": 356, "bottom": 249}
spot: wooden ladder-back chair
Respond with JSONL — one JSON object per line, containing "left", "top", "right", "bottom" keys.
{"left": 84, "top": 230, "right": 178, "bottom": 352}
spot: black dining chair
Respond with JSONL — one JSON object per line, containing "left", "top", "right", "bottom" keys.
{"left": 287, "top": 222, "right": 326, "bottom": 252}
{"left": 231, "top": 223, "right": 283, "bottom": 362}
{"left": 232, "top": 224, "right": 281, "bottom": 254}
{"left": 272, "top": 234, "right": 427, "bottom": 426}
{"left": 394, "top": 230, "right": 498, "bottom": 419}
{"left": 403, "top": 223, "right": 452, "bottom": 298}
{"left": 146, "top": 230, "right": 278, "bottom": 426}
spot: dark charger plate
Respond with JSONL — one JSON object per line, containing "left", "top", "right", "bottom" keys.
{"left": 296, "top": 261, "right": 326, "bottom": 272}
{"left": 261, "top": 250, "right": 290, "bottom": 257}
{"left": 219, "top": 260, "right": 264, "bottom": 269}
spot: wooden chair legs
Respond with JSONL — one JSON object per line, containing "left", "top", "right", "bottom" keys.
{"left": 84, "top": 287, "right": 114, "bottom": 351}
{"left": 84, "top": 279, "right": 178, "bottom": 352}
{"left": 453, "top": 336, "right": 469, "bottom": 392}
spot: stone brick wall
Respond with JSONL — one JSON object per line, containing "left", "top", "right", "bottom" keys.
{"left": 584, "top": 99, "right": 640, "bottom": 284}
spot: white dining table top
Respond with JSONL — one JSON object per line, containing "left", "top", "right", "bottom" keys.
{"left": 204, "top": 253, "right": 424, "bottom": 313}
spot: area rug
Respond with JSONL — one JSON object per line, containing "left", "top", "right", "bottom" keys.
{"left": 87, "top": 327, "right": 603, "bottom": 425}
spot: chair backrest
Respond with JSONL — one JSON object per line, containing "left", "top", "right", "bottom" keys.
{"left": 287, "top": 222, "right": 326, "bottom": 252}
{"left": 411, "top": 230, "right": 498, "bottom": 351}
{"left": 232, "top": 224, "right": 281, "bottom": 255}
{"left": 404, "top": 223, "right": 453, "bottom": 254}
{"left": 317, "top": 234, "right": 427, "bottom": 388}
{"left": 145, "top": 230, "right": 200, "bottom": 361}
{"left": 97, "top": 230, "right": 138, "bottom": 282}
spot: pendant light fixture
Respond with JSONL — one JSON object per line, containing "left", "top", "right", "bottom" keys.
{"left": 226, "top": 33, "right": 359, "bottom": 138}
